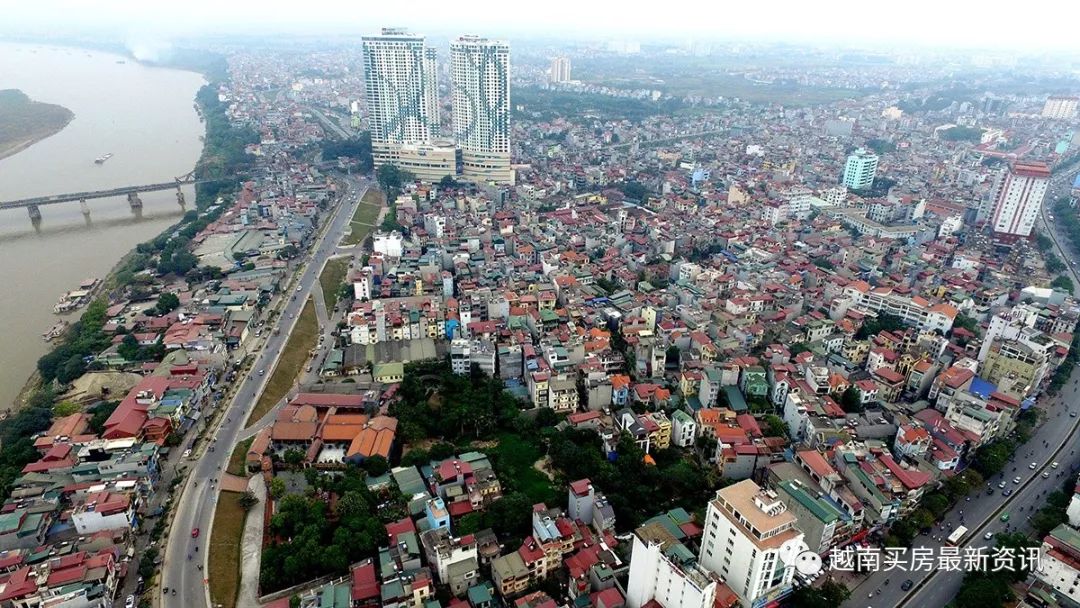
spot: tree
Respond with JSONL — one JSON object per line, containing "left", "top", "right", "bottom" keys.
{"left": 88, "top": 401, "right": 119, "bottom": 434}
{"left": 1052, "top": 275, "right": 1075, "bottom": 294}
{"left": 840, "top": 386, "right": 864, "bottom": 413}
{"left": 277, "top": 245, "right": 299, "bottom": 260}
{"left": 856, "top": 312, "right": 905, "bottom": 339}
{"left": 376, "top": 164, "right": 414, "bottom": 200}
{"left": 118, "top": 334, "right": 140, "bottom": 361}
{"left": 239, "top": 490, "right": 260, "bottom": 511}
{"left": 788, "top": 580, "right": 851, "bottom": 608}
{"left": 938, "top": 126, "right": 985, "bottom": 143}
{"left": 954, "top": 572, "right": 1012, "bottom": 608}
{"left": 362, "top": 455, "right": 388, "bottom": 477}
{"left": 269, "top": 477, "right": 286, "bottom": 500}
{"left": 620, "top": 180, "right": 648, "bottom": 202}
{"left": 972, "top": 440, "right": 1014, "bottom": 477}
{"left": 52, "top": 401, "right": 80, "bottom": 417}
{"left": 155, "top": 292, "right": 180, "bottom": 315}
{"left": 762, "top": 414, "right": 790, "bottom": 438}
{"left": 952, "top": 314, "right": 979, "bottom": 336}
{"left": 283, "top": 449, "right": 305, "bottom": 469}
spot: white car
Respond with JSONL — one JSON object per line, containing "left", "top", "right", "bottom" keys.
{"left": 998, "top": 481, "right": 1007, "bottom": 489}
{"left": 1013, "top": 476, "right": 1022, "bottom": 484}
{"left": 984, "top": 532, "right": 994, "bottom": 540}
{"left": 1029, "top": 462, "right": 1038, "bottom": 470}
{"left": 1043, "top": 471, "right": 1051, "bottom": 479}
{"left": 1053, "top": 461, "right": 1060, "bottom": 469}
{"left": 125, "top": 597, "right": 135, "bottom": 608}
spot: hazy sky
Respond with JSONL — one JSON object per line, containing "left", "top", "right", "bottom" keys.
{"left": 3, "top": 0, "right": 1078, "bottom": 52}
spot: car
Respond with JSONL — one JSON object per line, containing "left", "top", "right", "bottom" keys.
{"left": 295, "top": 286, "right": 302, "bottom": 293}
{"left": 182, "top": 448, "right": 191, "bottom": 459}
{"left": 984, "top": 532, "right": 994, "bottom": 540}
{"left": 258, "top": 369, "right": 265, "bottom": 376}
{"left": 1043, "top": 471, "right": 1051, "bottom": 479}
{"left": 1013, "top": 476, "right": 1022, "bottom": 484}
{"left": 901, "top": 579, "right": 914, "bottom": 591}
{"left": 125, "top": 596, "right": 135, "bottom": 608}
{"left": 1053, "top": 461, "right": 1060, "bottom": 469}
{"left": 191, "top": 527, "right": 200, "bottom": 538}
{"left": 998, "top": 481, "right": 1007, "bottom": 489}
{"left": 1072, "top": 411, "right": 1078, "bottom": 417}
{"left": 1003, "top": 488, "right": 1014, "bottom": 497}
{"left": 987, "top": 487, "right": 994, "bottom": 495}
{"left": 1030, "top": 462, "right": 1038, "bottom": 470}
{"left": 1000, "top": 512, "right": 1010, "bottom": 522}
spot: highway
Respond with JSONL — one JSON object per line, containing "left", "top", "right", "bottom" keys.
{"left": 841, "top": 166, "right": 1080, "bottom": 608}
{"left": 160, "top": 175, "right": 369, "bottom": 608}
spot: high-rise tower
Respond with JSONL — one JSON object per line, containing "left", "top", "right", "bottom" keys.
{"left": 990, "top": 161, "right": 1050, "bottom": 241}
{"left": 362, "top": 28, "right": 445, "bottom": 175}
{"left": 450, "top": 35, "right": 512, "bottom": 184}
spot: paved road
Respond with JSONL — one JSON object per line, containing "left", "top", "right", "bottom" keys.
{"left": 841, "top": 166, "right": 1080, "bottom": 608}
{"left": 160, "top": 176, "right": 369, "bottom": 608}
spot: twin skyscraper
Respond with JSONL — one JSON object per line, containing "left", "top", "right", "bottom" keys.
{"left": 362, "top": 28, "right": 512, "bottom": 185}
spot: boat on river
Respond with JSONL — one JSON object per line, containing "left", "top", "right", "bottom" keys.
{"left": 42, "top": 321, "right": 69, "bottom": 342}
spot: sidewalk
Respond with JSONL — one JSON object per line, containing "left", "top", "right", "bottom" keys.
{"left": 237, "top": 475, "right": 267, "bottom": 608}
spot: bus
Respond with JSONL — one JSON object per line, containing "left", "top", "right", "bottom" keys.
{"left": 946, "top": 526, "right": 968, "bottom": 546}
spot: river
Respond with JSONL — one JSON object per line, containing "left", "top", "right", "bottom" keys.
{"left": 0, "top": 42, "right": 206, "bottom": 410}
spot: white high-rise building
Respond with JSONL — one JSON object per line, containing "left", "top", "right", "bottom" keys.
{"left": 1042, "top": 96, "right": 1079, "bottom": 119}
{"left": 698, "top": 480, "right": 805, "bottom": 608}
{"left": 626, "top": 522, "right": 721, "bottom": 608}
{"left": 550, "top": 56, "right": 571, "bottom": 83}
{"left": 450, "top": 35, "right": 512, "bottom": 184}
{"left": 362, "top": 28, "right": 452, "bottom": 179}
{"left": 990, "top": 161, "right": 1050, "bottom": 241}
{"left": 841, "top": 148, "right": 879, "bottom": 191}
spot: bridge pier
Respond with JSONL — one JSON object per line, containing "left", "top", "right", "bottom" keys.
{"left": 127, "top": 192, "right": 143, "bottom": 212}
{"left": 79, "top": 199, "right": 90, "bottom": 217}
{"left": 27, "top": 204, "right": 41, "bottom": 224}
{"left": 176, "top": 189, "right": 186, "bottom": 208}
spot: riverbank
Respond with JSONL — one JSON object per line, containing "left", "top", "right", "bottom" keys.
{"left": 0, "top": 89, "right": 74, "bottom": 161}
{"left": 2, "top": 51, "right": 239, "bottom": 420}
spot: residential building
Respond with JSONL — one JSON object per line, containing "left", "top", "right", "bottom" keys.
{"left": 626, "top": 522, "right": 722, "bottom": 608}
{"left": 550, "top": 56, "right": 571, "bottom": 83}
{"left": 362, "top": 28, "right": 441, "bottom": 169}
{"left": 451, "top": 35, "right": 512, "bottom": 184}
{"left": 1037, "top": 523, "right": 1080, "bottom": 605}
{"left": 990, "top": 161, "right": 1050, "bottom": 241}
{"left": 1043, "top": 96, "right": 1079, "bottom": 119}
{"left": 842, "top": 148, "right": 878, "bottom": 191}
{"left": 698, "top": 480, "right": 805, "bottom": 608}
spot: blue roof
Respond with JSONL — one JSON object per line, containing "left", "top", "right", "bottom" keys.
{"left": 970, "top": 377, "right": 996, "bottom": 399}
{"left": 1073, "top": 174, "right": 1080, "bottom": 189}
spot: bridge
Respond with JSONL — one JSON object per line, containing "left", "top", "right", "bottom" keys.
{"left": 3, "top": 159, "right": 351, "bottom": 225}
{"left": 0, "top": 172, "right": 201, "bottom": 224}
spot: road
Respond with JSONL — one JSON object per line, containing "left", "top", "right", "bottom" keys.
{"left": 841, "top": 165, "right": 1080, "bottom": 608}
{"left": 306, "top": 106, "right": 353, "bottom": 141}
{"left": 160, "top": 175, "right": 369, "bottom": 608}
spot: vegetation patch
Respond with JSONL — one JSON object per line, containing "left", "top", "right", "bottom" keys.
{"left": 319, "top": 257, "right": 350, "bottom": 311}
{"left": 208, "top": 491, "right": 246, "bottom": 608}
{"left": 341, "top": 189, "right": 384, "bottom": 246}
{"left": 0, "top": 89, "right": 73, "bottom": 159}
{"left": 227, "top": 438, "right": 253, "bottom": 477}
